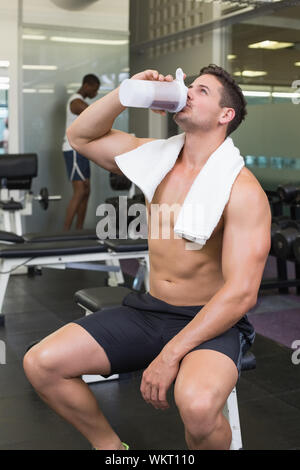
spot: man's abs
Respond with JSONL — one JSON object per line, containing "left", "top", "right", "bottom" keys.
{"left": 147, "top": 224, "right": 225, "bottom": 306}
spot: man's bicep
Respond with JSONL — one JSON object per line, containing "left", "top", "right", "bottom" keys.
{"left": 221, "top": 184, "right": 271, "bottom": 296}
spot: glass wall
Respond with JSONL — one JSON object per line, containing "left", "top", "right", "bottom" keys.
{"left": 22, "top": 26, "right": 129, "bottom": 232}
{"left": 0, "top": 63, "right": 9, "bottom": 155}
{"left": 223, "top": 4, "right": 300, "bottom": 191}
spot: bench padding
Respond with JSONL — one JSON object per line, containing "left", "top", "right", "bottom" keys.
{"left": 75, "top": 286, "right": 133, "bottom": 312}
{"left": 0, "top": 240, "right": 107, "bottom": 258}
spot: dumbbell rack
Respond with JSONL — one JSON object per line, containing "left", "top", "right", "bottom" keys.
{"left": 265, "top": 187, "right": 300, "bottom": 295}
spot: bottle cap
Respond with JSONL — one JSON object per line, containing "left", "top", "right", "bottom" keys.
{"left": 173, "top": 68, "right": 188, "bottom": 113}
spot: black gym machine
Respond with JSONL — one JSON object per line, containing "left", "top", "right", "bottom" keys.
{"left": 266, "top": 184, "right": 300, "bottom": 295}
{"left": 0, "top": 154, "right": 61, "bottom": 235}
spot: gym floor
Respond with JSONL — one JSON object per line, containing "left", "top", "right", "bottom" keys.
{"left": 1, "top": 257, "right": 300, "bottom": 450}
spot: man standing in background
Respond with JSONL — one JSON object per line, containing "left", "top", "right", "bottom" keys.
{"left": 62, "top": 74, "right": 100, "bottom": 230}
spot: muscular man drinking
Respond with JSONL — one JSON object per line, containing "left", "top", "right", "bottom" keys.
{"left": 23, "top": 65, "right": 271, "bottom": 450}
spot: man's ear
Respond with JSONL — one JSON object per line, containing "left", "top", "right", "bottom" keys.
{"left": 219, "top": 107, "right": 235, "bottom": 125}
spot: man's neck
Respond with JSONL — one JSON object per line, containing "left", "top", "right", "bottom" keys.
{"left": 179, "top": 131, "right": 226, "bottom": 171}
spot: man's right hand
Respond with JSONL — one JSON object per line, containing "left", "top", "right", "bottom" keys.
{"left": 130, "top": 69, "right": 174, "bottom": 83}
{"left": 130, "top": 70, "right": 176, "bottom": 116}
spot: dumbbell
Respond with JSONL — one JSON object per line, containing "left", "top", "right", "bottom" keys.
{"left": 277, "top": 183, "right": 300, "bottom": 204}
{"left": 109, "top": 172, "right": 132, "bottom": 191}
{"left": 270, "top": 216, "right": 291, "bottom": 256}
{"left": 292, "top": 234, "right": 300, "bottom": 264}
{"left": 273, "top": 220, "right": 300, "bottom": 260}
{"left": 31, "top": 187, "right": 61, "bottom": 210}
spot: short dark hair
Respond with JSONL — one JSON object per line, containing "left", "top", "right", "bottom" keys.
{"left": 199, "top": 64, "right": 247, "bottom": 137}
{"left": 82, "top": 74, "right": 100, "bottom": 87}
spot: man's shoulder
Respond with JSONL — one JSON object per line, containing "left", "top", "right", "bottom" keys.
{"left": 224, "top": 166, "right": 270, "bottom": 218}
{"left": 234, "top": 166, "right": 266, "bottom": 197}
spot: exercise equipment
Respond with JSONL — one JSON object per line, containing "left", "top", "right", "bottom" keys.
{"left": 109, "top": 172, "right": 132, "bottom": 191}
{"left": 266, "top": 190, "right": 283, "bottom": 217}
{"left": 277, "top": 183, "right": 300, "bottom": 204}
{"left": 0, "top": 237, "right": 149, "bottom": 323}
{"left": 0, "top": 154, "right": 61, "bottom": 235}
{"left": 273, "top": 220, "right": 300, "bottom": 260}
{"left": 261, "top": 183, "right": 300, "bottom": 295}
{"left": 74, "top": 285, "right": 256, "bottom": 450}
{"left": 276, "top": 183, "right": 300, "bottom": 220}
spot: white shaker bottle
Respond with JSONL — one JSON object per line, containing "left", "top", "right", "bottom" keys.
{"left": 119, "top": 68, "right": 188, "bottom": 113}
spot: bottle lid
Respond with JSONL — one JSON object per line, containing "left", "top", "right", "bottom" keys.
{"left": 173, "top": 68, "right": 188, "bottom": 113}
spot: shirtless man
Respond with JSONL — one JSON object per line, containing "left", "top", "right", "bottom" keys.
{"left": 23, "top": 65, "right": 271, "bottom": 450}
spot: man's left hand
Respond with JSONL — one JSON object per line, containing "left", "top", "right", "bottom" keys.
{"left": 140, "top": 352, "right": 180, "bottom": 410}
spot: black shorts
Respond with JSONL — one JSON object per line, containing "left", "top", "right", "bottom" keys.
{"left": 74, "top": 291, "right": 255, "bottom": 377}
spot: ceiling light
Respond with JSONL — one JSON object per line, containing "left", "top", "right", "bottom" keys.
{"left": 0, "top": 77, "right": 9, "bottom": 83}
{"left": 248, "top": 40, "right": 294, "bottom": 50}
{"left": 294, "top": 62, "right": 300, "bottom": 67}
{"left": 0, "top": 84, "right": 9, "bottom": 90}
{"left": 0, "top": 61, "right": 9, "bottom": 68}
{"left": 38, "top": 89, "right": 55, "bottom": 93}
{"left": 22, "top": 34, "right": 47, "bottom": 40}
{"left": 22, "top": 65, "right": 58, "bottom": 70}
{"left": 50, "top": 36, "right": 128, "bottom": 45}
{"left": 272, "top": 92, "right": 300, "bottom": 99}
{"left": 243, "top": 91, "right": 271, "bottom": 97}
{"left": 234, "top": 70, "right": 268, "bottom": 77}
{"left": 227, "top": 54, "right": 237, "bottom": 60}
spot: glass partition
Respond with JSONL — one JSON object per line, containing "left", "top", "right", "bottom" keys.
{"left": 224, "top": 4, "right": 300, "bottom": 191}
{"left": 22, "top": 26, "right": 129, "bottom": 232}
{"left": 0, "top": 62, "right": 9, "bottom": 155}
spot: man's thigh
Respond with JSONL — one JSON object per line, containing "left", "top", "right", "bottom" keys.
{"left": 27, "top": 323, "right": 112, "bottom": 378}
{"left": 73, "top": 304, "right": 164, "bottom": 375}
{"left": 174, "top": 349, "right": 238, "bottom": 415}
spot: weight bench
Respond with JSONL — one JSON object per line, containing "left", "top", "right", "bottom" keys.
{"left": 74, "top": 285, "right": 256, "bottom": 451}
{"left": 0, "top": 238, "right": 149, "bottom": 317}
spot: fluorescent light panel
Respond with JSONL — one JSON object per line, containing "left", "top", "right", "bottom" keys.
{"left": 22, "top": 34, "right": 46, "bottom": 40}
{"left": 23, "top": 65, "right": 58, "bottom": 70}
{"left": 50, "top": 36, "right": 128, "bottom": 45}
{"left": 242, "top": 90, "right": 300, "bottom": 99}
{"left": 248, "top": 40, "right": 294, "bottom": 50}
{"left": 234, "top": 70, "right": 267, "bottom": 77}
{"left": 0, "top": 61, "right": 9, "bottom": 68}
{"left": 243, "top": 91, "right": 271, "bottom": 97}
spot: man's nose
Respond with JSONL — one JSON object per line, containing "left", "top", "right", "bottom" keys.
{"left": 187, "top": 88, "right": 193, "bottom": 100}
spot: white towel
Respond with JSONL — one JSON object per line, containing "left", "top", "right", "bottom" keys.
{"left": 115, "top": 133, "right": 244, "bottom": 248}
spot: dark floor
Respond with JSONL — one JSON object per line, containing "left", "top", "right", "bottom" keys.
{"left": 0, "top": 261, "right": 300, "bottom": 450}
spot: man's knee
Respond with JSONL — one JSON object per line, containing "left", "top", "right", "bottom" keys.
{"left": 23, "top": 343, "right": 60, "bottom": 390}
{"left": 175, "top": 387, "right": 219, "bottom": 437}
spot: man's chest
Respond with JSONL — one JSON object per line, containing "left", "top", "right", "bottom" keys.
{"left": 146, "top": 164, "right": 224, "bottom": 237}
